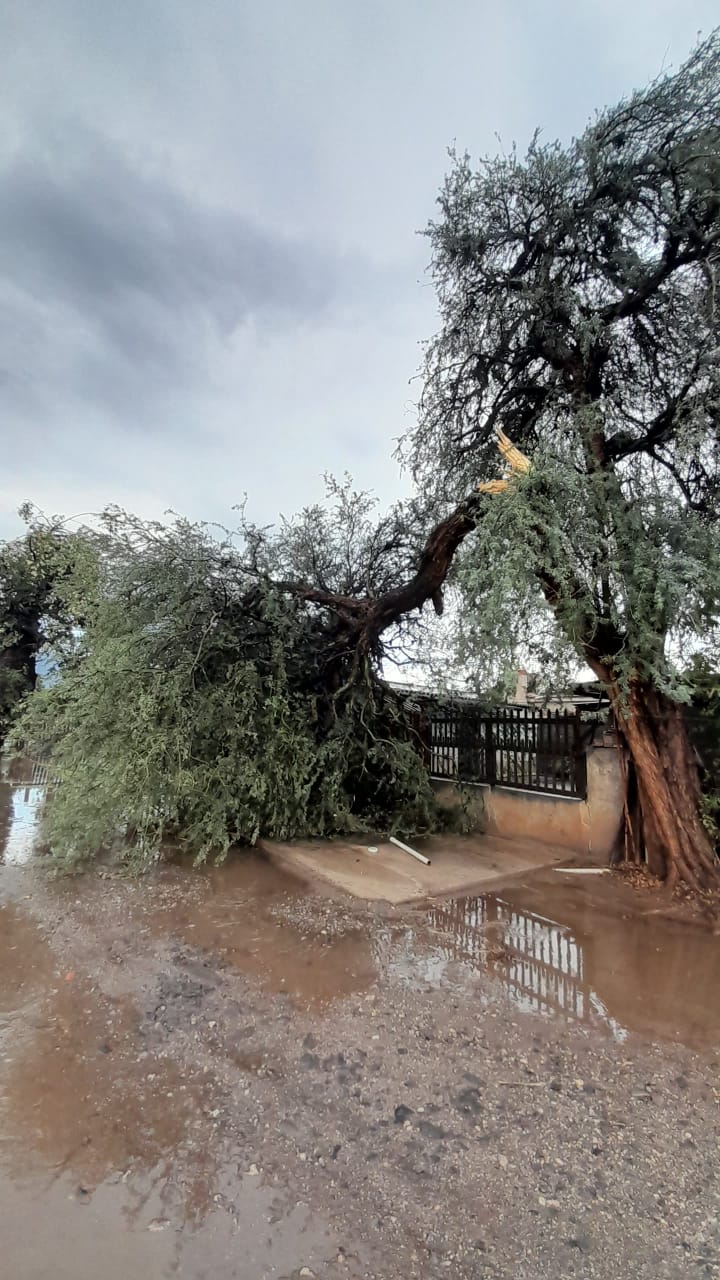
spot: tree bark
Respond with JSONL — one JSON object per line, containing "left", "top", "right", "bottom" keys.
{"left": 537, "top": 558, "right": 720, "bottom": 893}
{"left": 605, "top": 676, "right": 719, "bottom": 893}
{"left": 285, "top": 492, "right": 483, "bottom": 657}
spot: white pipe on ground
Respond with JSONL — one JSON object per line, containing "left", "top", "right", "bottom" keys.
{"left": 389, "top": 835, "right": 431, "bottom": 866}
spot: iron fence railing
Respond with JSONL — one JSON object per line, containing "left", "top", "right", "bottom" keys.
{"left": 410, "top": 702, "right": 599, "bottom": 800}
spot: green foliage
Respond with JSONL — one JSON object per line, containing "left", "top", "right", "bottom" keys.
{"left": 404, "top": 32, "right": 720, "bottom": 703}
{"left": 0, "top": 509, "right": 95, "bottom": 736}
{"left": 12, "top": 509, "right": 440, "bottom": 870}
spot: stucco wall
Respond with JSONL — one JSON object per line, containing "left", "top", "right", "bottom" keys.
{"left": 432, "top": 741, "right": 623, "bottom": 860}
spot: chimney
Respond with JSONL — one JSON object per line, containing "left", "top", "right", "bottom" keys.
{"left": 514, "top": 669, "right": 528, "bottom": 705}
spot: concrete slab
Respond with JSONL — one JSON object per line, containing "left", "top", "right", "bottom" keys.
{"left": 259, "top": 832, "right": 572, "bottom": 904}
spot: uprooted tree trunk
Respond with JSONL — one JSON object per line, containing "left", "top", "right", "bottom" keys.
{"left": 284, "top": 489, "right": 720, "bottom": 895}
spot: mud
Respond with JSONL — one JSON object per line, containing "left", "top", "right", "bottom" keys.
{"left": 2, "top": 778, "right": 720, "bottom": 1278}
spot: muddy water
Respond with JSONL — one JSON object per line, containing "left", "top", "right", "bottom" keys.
{"left": 0, "top": 894, "right": 342, "bottom": 1279}
{"left": 403, "top": 875, "right": 720, "bottom": 1050}
{"left": 2, "top": 775, "right": 720, "bottom": 1050}
{"left": 3, "top": 778, "right": 720, "bottom": 1276}
{"left": 147, "top": 854, "right": 378, "bottom": 1008}
{"left": 158, "top": 858, "right": 720, "bottom": 1051}
{"left": 0, "top": 1174, "right": 339, "bottom": 1280}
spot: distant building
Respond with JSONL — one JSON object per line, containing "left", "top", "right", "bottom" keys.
{"left": 389, "top": 670, "right": 610, "bottom": 715}
{"left": 511, "top": 669, "right": 610, "bottom": 713}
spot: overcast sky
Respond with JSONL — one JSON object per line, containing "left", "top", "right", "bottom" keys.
{"left": 1, "top": 1, "right": 717, "bottom": 538}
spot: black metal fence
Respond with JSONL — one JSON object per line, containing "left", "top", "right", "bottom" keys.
{"left": 410, "top": 702, "right": 596, "bottom": 799}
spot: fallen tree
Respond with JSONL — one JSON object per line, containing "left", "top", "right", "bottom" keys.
{"left": 10, "top": 490, "right": 487, "bottom": 868}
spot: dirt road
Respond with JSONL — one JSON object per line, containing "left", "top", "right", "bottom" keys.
{"left": 1, "top": 789, "right": 719, "bottom": 1277}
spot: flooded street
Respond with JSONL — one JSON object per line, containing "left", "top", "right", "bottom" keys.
{"left": 2, "top": 776, "right": 720, "bottom": 1278}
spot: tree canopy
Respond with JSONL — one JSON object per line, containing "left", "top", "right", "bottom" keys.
{"left": 0, "top": 509, "right": 94, "bottom": 736}
{"left": 402, "top": 32, "right": 720, "bottom": 889}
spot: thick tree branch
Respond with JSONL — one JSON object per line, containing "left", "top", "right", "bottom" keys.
{"left": 276, "top": 492, "right": 485, "bottom": 651}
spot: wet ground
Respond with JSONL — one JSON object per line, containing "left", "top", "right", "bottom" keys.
{"left": 2, "top": 774, "right": 720, "bottom": 1278}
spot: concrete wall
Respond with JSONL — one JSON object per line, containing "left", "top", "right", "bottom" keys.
{"left": 433, "top": 738, "right": 623, "bottom": 860}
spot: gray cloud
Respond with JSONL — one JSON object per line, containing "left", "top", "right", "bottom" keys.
{"left": 0, "top": 134, "right": 341, "bottom": 425}
{"left": 2, "top": 144, "right": 335, "bottom": 322}
{"left": 1, "top": 0, "right": 719, "bottom": 537}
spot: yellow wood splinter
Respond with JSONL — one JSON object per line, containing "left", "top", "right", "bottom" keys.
{"left": 477, "top": 429, "right": 531, "bottom": 493}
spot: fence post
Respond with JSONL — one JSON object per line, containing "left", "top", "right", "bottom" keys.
{"left": 573, "top": 709, "right": 588, "bottom": 799}
{"left": 485, "top": 714, "right": 497, "bottom": 787}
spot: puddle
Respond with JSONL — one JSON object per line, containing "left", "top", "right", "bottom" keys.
{"left": 2, "top": 775, "right": 719, "bottom": 1050}
{"left": 0, "top": 1170, "right": 340, "bottom": 1280}
{"left": 162, "top": 856, "right": 720, "bottom": 1050}
{"left": 0, "top": 900, "right": 345, "bottom": 1279}
{"left": 0, "top": 903, "right": 216, "bottom": 1185}
{"left": 147, "top": 853, "right": 377, "bottom": 1009}
{"left": 2, "top": 779, "right": 720, "bottom": 1275}
{"left": 395, "top": 878, "right": 720, "bottom": 1050}
{"left": 0, "top": 781, "right": 45, "bottom": 864}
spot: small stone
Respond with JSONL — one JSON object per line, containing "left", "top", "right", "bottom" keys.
{"left": 454, "top": 1087, "right": 482, "bottom": 1116}
{"left": 147, "top": 1219, "right": 169, "bottom": 1232}
{"left": 418, "top": 1120, "right": 447, "bottom": 1140}
{"left": 498, "top": 1154, "right": 509, "bottom": 1169}
{"left": 566, "top": 1234, "right": 591, "bottom": 1252}
{"left": 300, "top": 1269, "right": 315, "bottom": 1277}
{"left": 246, "top": 1164, "right": 259, "bottom": 1176}
{"left": 394, "top": 1104, "right": 413, "bottom": 1124}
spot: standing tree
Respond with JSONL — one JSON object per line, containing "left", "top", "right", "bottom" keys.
{"left": 404, "top": 34, "right": 720, "bottom": 890}
{"left": 0, "top": 508, "right": 92, "bottom": 738}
